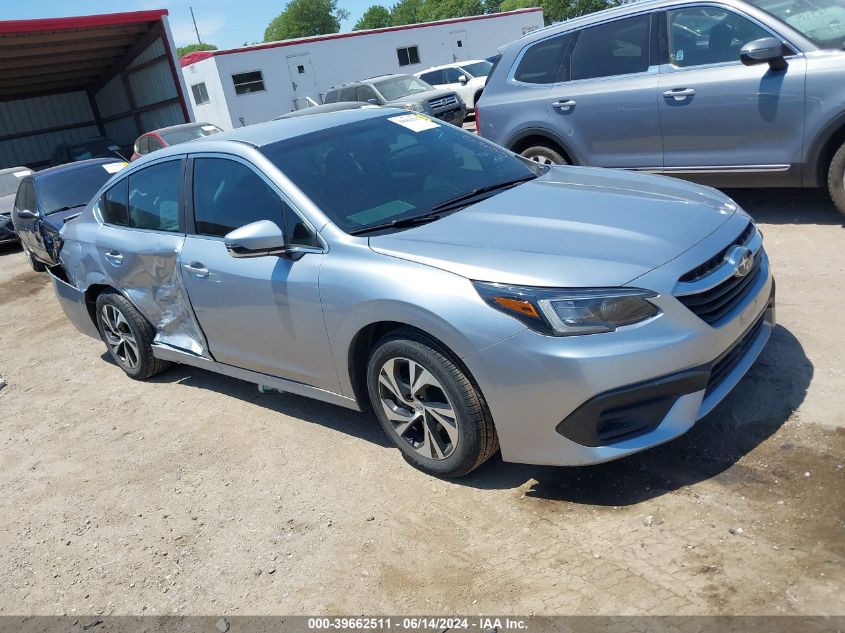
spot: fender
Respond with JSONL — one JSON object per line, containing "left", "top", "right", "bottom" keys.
{"left": 506, "top": 126, "right": 582, "bottom": 165}
{"left": 804, "top": 110, "right": 845, "bottom": 187}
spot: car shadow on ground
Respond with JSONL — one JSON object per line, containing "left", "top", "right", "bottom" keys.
{"left": 723, "top": 188, "right": 843, "bottom": 226}
{"left": 102, "top": 354, "right": 392, "bottom": 448}
{"left": 458, "top": 324, "right": 813, "bottom": 505}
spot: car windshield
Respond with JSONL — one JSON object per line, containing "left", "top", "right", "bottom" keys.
{"left": 39, "top": 164, "right": 120, "bottom": 214}
{"left": 69, "top": 139, "right": 119, "bottom": 161}
{"left": 459, "top": 61, "right": 494, "bottom": 77}
{"left": 260, "top": 113, "right": 536, "bottom": 234}
{"left": 373, "top": 76, "right": 432, "bottom": 101}
{"left": 747, "top": 0, "right": 845, "bottom": 48}
{"left": 0, "top": 170, "right": 29, "bottom": 196}
{"left": 161, "top": 124, "right": 222, "bottom": 145}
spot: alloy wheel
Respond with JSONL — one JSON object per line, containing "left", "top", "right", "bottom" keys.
{"left": 377, "top": 357, "right": 459, "bottom": 460}
{"left": 528, "top": 154, "right": 554, "bottom": 165}
{"left": 101, "top": 304, "right": 139, "bottom": 369}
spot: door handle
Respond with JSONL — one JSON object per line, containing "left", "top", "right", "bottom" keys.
{"left": 104, "top": 250, "right": 124, "bottom": 265}
{"left": 663, "top": 88, "right": 696, "bottom": 100}
{"left": 552, "top": 99, "right": 577, "bottom": 111}
{"left": 184, "top": 261, "right": 209, "bottom": 278}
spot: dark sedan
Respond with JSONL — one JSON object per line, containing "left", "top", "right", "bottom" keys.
{"left": 0, "top": 166, "right": 33, "bottom": 246}
{"left": 12, "top": 158, "right": 126, "bottom": 271}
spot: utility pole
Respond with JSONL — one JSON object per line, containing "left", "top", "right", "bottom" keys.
{"left": 190, "top": 6, "right": 202, "bottom": 44}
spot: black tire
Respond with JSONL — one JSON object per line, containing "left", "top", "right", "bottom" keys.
{"left": 827, "top": 141, "right": 845, "bottom": 218}
{"left": 366, "top": 329, "right": 498, "bottom": 478}
{"left": 24, "top": 247, "right": 46, "bottom": 272}
{"left": 95, "top": 290, "right": 171, "bottom": 380}
{"left": 519, "top": 141, "right": 568, "bottom": 166}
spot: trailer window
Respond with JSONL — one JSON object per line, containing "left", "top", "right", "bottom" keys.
{"left": 191, "top": 82, "right": 210, "bottom": 105}
{"left": 232, "top": 71, "right": 266, "bottom": 95}
{"left": 397, "top": 46, "right": 420, "bottom": 66}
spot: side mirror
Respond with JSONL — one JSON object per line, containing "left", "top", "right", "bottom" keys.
{"left": 225, "top": 220, "right": 286, "bottom": 258}
{"left": 367, "top": 98, "right": 379, "bottom": 105}
{"left": 16, "top": 209, "right": 39, "bottom": 220}
{"left": 458, "top": 75, "right": 468, "bottom": 84}
{"left": 740, "top": 37, "right": 787, "bottom": 71}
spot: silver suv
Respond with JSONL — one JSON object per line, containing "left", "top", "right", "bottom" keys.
{"left": 50, "top": 109, "right": 773, "bottom": 477}
{"left": 324, "top": 74, "right": 466, "bottom": 125}
{"left": 477, "top": 0, "right": 845, "bottom": 216}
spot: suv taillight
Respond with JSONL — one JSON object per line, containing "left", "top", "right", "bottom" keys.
{"left": 474, "top": 105, "right": 479, "bottom": 134}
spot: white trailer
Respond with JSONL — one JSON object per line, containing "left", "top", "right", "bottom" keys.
{"left": 0, "top": 10, "right": 194, "bottom": 169}
{"left": 181, "top": 8, "right": 544, "bottom": 129}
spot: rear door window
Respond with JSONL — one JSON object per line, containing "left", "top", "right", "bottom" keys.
{"left": 101, "top": 179, "right": 129, "bottom": 226}
{"left": 127, "top": 160, "right": 182, "bottom": 232}
{"left": 420, "top": 70, "right": 444, "bottom": 84}
{"left": 570, "top": 15, "right": 651, "bottom": 80}
{"left": 514, "top": 33, "right": 575, "bottom": 84}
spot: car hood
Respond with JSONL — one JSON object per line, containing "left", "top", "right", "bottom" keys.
{"left": 43, "top": 205, "right": 86, "bottom": 231}
{"left": 368, "top": 166, "right": 738, "bottom": 287}
{"left": 386, "top": 87, "right": 457, "bottom": 105}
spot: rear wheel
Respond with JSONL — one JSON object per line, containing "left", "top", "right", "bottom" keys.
{"left": 95, "top": 290, "right": 170, "bottom": 380}
{"left": 519, "top": 141, "right": 568, "bottom": 166}
{"left": 366, "top": 329, "right": 498, "bottom": 478}
{"left": 827, "top": 141, "right": 845, "bottom": 218}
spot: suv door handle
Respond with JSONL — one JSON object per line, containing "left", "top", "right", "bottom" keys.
{"left": 552, "top": 99, "right": 577, "bottom": 110}
{"left": 663, "top": 88, "right": 696, "bottom": 100}
{"left": 184, "top": 261, "right": 209, "bottom": 278}
{"left": 104, "top": 250, "right": 124, "bottom": 265}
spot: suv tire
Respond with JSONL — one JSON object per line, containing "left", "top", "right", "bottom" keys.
{"left": 95, "top": 290, "right": 171, "bottom": 380}
{"left": 828, "top": 141, "right": 845, "bottom": 217}
{"left": 367, "top": 329, "right": 498, "bottom": 478}
{"left": 23, "top": 246, "right": 46, "bottom": 272}
{"left": 520, "top": 142, "right": 568, "bottom": 166}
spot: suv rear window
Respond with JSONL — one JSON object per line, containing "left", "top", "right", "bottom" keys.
{"left": 570, "top": 15, "right": 651, "bottom": 80}
{"left": 514, "top": 33, "right": 574, "bottom": 84}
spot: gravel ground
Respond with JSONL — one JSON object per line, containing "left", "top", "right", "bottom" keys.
{"left": 0, "top": 188, "right": 843, "bottom": 616}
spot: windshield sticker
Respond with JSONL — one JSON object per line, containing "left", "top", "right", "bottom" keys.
{"left": 103, "top": 162, "right": 127, "bottom": 174}
{"left": 388, "top": 113, "right": 439, "bottom": 133}
{"left": 13, "top": 170, "right": 30, "bottom": 178}
{"left": 348, "top": 200, "right": 415, "bottom": 225}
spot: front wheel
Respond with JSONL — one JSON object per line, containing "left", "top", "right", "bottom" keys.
{"left": 519, "top": 142, "right": 568, "bottom": 166}
{"left": 366, "top": 330, "right": 498, "bottom": 478}
{"left": 827, "top": 141, "right": 845, "bottom": 218}
{"left": 23, "top": 246, "right": 46, "bottom": 272}
{"left": 95, "top": 290, "right": 170, "bottom": 380}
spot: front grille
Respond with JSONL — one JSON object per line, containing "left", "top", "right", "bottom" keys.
{"left": 680, "top": 221, "right": 754, "bottom": 283}
{"left": 428, "top": 94, "right": 458, "bottom": 109}
{"left": 705, "top": 313, "right": 766, "bottom": 396}
{"left": 677, "top": 251, "right": 762, "bottom": 325}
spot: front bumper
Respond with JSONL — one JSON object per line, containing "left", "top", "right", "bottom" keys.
{"left": 465, "top": 248, "right": 775, "bottom": 466}
{"left": 48, "top": 268, "right": 100, "bottom": 340}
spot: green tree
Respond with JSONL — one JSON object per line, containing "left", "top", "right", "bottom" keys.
{"left": 354, "top": 4, "right": 392, "bottom": 29}
{"left": 389, "top": 0, "right": 424, "bottom": 25}
{"left": 176, "top": 43, "right": 217, "bottom": 58}
{"left": 264, "top": 0, "right": 351, "bottom": 41}
{"left": 418, "top": 0, "right": 484, "bottom": 21}
{"left": 499, "top": 0, "right": 614, "bottom": 23}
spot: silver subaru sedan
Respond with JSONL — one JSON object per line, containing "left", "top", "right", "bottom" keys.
{"left": 50, "top": 108, "right": 775, "bottom": 477}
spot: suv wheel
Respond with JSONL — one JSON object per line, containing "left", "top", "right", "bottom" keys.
{"left": 828, "top": 141, "right": 845, "bottom": 217}
{"left": 520, "top": 142, "right": 568, "bottom": 166}
{"left": 366, "top": 329, "right": 498, "bottom": 478}
{"left": 23, "top": 246, "right": 46, "bottom": 272}
{"left": 95, "top": 290, "right": 171, "bottom": 380}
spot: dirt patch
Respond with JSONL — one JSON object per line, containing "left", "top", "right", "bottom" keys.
{"left": 0, "top": 269, "right": 47, "bottom": 305}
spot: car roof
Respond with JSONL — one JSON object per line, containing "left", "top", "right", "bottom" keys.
{"left": 274, "top": 102, "right": 376, "bottom": 119}
{"left": 328, "top": 74, "right": 408, "bottom": 91}
{"left": 193, "top": 106, "right": 400, "bottom": 148}
{"left": 144, "top": 122, "right": 218, "bottom": 136}
{"left": 32, "top": 157, "right": 125, "bottom": 180}
{"left": 416, "top": 59, "right": 487, "bottom": 73}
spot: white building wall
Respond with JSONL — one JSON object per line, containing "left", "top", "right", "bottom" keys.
{"left": 182, "top": 9, "right": 543, "bottom": 129}
{"left": 183, "top": 58, "right": 234, "bottom": 129}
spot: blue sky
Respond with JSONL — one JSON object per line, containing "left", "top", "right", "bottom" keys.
{"left": 0, "top": 0, "right": 374, "bottom": 49}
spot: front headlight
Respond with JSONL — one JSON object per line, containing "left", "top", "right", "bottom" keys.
{"left": 473, "top": 282, "right": 661, "bottom": 336}
{"left": 400, "top": 102, "right": 424, "bottom": 112}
